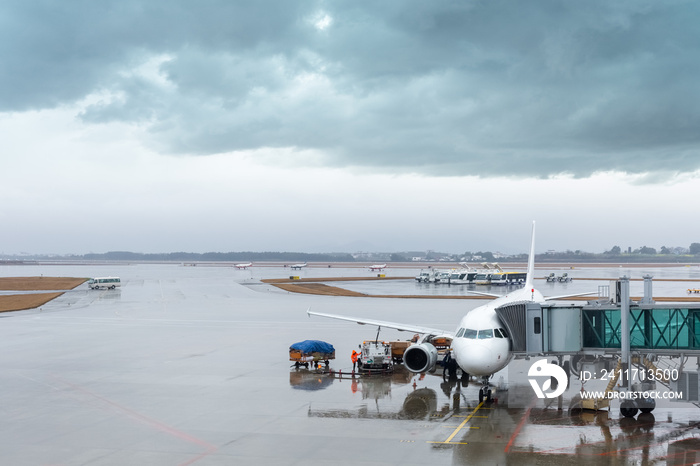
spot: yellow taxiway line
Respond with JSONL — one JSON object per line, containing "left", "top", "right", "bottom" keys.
{"left": 429, "top": 401, "right": 485, "bottom": 445}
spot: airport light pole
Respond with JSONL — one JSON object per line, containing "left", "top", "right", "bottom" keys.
{"left": 620, "top": 276, "right": 631, "bottom": 389}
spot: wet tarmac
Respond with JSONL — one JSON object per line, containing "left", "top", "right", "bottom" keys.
{"left": 0, "top": 263, "right": 699, "bottom": 465}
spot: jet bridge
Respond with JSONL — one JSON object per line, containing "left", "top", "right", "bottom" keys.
{"left": 495, "top": 299, "right": 700, "bottom": 355}
{"left": 495, "top": 277, "right": 700, "bottom": 416}
{"left": 495, "top": 300, "right": 583, "bottom": 354}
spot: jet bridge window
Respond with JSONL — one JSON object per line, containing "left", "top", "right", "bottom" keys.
{"left": 463, "top": 329, "right": 478, "bottom": 339}
{"left": 477, "top": 329, "right": 493, "bottom": 339}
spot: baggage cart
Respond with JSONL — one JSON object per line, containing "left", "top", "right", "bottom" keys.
{"left": 290, "top": 340, "right": 335, "bottom": 368}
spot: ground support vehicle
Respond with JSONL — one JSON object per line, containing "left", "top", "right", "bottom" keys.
{"left": 88, "top": 277, "right": 121, "bottom": 290}
{"left": 358, "top": 340, "right": 393, "bottom": 374}
{"left": 389, "top": 340, "right": 411, "bottom": 363}
{"left": 289, "top": 340, "right": 335, "bottom": 369}
{"left": 415, "top": 270, "right": 439, "bottom": 283}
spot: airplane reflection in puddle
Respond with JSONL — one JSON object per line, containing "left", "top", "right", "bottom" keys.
{"left": 299, "top": 367, "right": 476, "bottom": 421}
{"left": 294, "top": 368, "right": 700, "bottom": 465}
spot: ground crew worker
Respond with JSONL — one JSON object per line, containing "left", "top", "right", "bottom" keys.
{"left": 351, "top": 349, "right": 359, "bottom": 371}
{"left": 442, "top": 351, "right": 452, "bottom": 377}
{"left": 443, "top": 350, "right": 458, "bottom": 379}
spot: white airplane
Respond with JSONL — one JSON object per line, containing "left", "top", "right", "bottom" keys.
{"left": 308, "top": 222, "right": 593, "bottom": 402}
{"left": 369, "top": 264, "right": 387, "bottom": 271}
{"left": 290, "top": 262, "right": 307, "bottom": 270}
{"left": 234, "top": 262, "right": 252, "bottom": 269}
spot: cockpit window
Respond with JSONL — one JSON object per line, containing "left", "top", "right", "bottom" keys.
{"left": 499, "top": 328, "right": 509, "bottom": 338}
{"left": 477, "top": 329, "right": 493, "bottom": 339}
{"left": 463, "top": 329, "right": 478, "bottom": 339}
{"left": 494, "top": 328, "right": 503, "bottom": 338}
{"left": 456, "top": 328, "right": 465, "bottom": 338}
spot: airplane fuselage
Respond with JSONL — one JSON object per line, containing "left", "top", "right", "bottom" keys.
{"left": 452, "top": 286, "right": 545, "bottom": 376}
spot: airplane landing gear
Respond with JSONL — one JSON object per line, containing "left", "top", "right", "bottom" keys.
{"left": 461, "top": 371, "right": 470, "bottom": 388}
{"left": 478, "top": 387, "right": 492, "bottom": 403}
{"left": 620, "top": 400, "right": 638, "bottom": 418}
{"left": 639, "top": 398, "right": 656, "bottom": 414}
{"left": 620, "top": 398, "right": 656, "bottom": 417}
{"left": 478, "top": 376, "right": 492, "bottom": 403}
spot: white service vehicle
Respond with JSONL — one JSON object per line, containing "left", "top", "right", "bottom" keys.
{"left": 358, "top": 340, "right": 393, "bottom": 373}
{"left": 88, "top": 277, "right": 121, "bottom": 290}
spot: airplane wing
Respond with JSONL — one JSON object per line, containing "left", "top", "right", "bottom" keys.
{"left": 544, "top": 291, "right": 599, "bottom": 301}
{"left": 307, "top": 310, "right": 454, "bottom": 338}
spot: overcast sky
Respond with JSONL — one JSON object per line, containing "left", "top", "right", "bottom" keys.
{"left": 2, "top": 1, "right": 699, "bottom": 255}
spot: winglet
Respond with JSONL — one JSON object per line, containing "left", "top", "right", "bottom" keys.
{"left": 306, "top": 306, "right": 312, "bottom": 317}
{"left": 525, "top": 221, "right": 536, "bottom": 290}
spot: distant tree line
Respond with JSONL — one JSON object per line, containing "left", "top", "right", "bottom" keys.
{"left": 455, "top": 243, "right": 700, "bottom": 263}
{"left": 80, "top": 244, "right": 700, "bottom": 263}
{"left": 603, "top": 243, "right": 700, "bottom": 256}
{"left": 531, "top": 243, "right": 700, "bottom": 263}
{"left": 4, "top": 242, "right": 700, "bottom": 263}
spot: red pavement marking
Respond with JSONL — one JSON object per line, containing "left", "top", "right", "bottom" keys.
{"left": 51, "top": 375, "right": 218, "bottom": 465}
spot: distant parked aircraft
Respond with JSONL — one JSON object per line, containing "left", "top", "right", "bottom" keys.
{"left": 369, "top": 264, "right": 387, "bottom": 271}
{"left": 234, "top": 262, "right": 252, "bottom": 269}
{"left": 290, "top": 262, "right": 307, "bottom": 270}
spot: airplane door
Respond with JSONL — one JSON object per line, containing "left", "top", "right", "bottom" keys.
{"left": 526, "top": 303, "right": 543, "bottom": 353}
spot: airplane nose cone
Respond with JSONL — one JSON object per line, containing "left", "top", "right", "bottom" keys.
{"left": 455, "top": 343, "right": 494, "bottom": 376}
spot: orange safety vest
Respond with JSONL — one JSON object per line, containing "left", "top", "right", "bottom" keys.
{"left": 351, "top": 350, "right": 359, "bottom": 363}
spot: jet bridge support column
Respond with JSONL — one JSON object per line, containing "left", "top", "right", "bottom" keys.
{"left": 641, "top": 274, "right": 654, "bottom": 305}
{"left": 620, "top": 276, "right": 631, "bottom": 389}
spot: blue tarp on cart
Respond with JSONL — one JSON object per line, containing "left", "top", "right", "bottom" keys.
{"left": 289, "top": 340, "right": 335, "bottom": 354}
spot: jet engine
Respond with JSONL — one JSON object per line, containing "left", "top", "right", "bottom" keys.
{"left": 403, "top": 343, "right": 438, "bottom": 373}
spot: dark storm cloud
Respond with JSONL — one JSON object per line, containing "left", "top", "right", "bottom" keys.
{"left": 3, "top": 0, "right": 699, "bottom": 177}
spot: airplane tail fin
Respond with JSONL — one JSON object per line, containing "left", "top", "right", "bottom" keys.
{"left": 525, "top": 221, "right": 536, "bottom": 290}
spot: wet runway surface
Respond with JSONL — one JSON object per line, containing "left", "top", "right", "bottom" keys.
{"left": 1, "top": 263, "right": 699, "bottom": 465}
